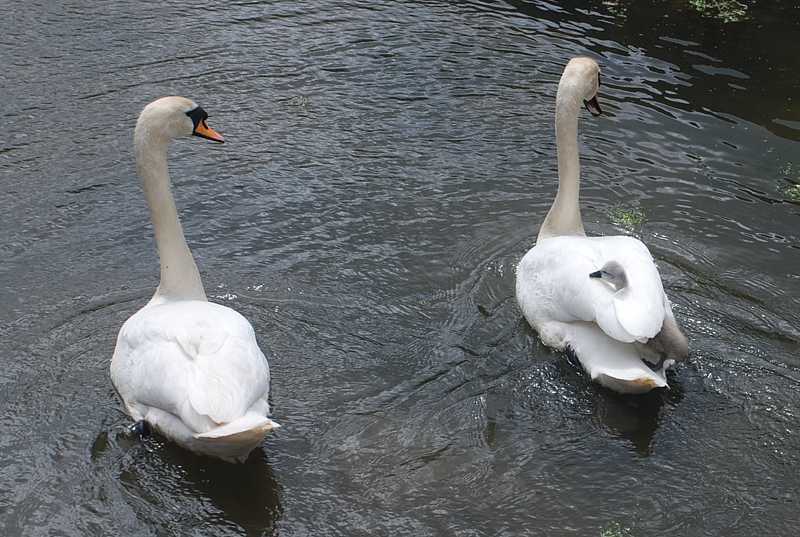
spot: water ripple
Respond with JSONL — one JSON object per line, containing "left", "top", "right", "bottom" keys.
{"left": 1, "top": 0, "right": 799, "bottom": 535}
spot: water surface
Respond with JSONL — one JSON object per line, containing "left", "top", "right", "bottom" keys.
{"left": 1, "top": 1, "right": 798, "bottom": 535}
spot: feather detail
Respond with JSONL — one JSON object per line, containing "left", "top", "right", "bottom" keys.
{"left": 517, "top": 235, "right": 679, "bottom": 394}
{"left": 111, "top": 300, "right": 275, "bottom": 460}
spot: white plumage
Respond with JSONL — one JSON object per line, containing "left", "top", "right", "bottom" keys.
{"left": 111, "top": 97, "right": 278, "bottom": 461}
{"left": 112, "top": 301, "right": 277, "bottom": 460}
{"left": 515, "top": 58, "right": 688, "bottom": 394}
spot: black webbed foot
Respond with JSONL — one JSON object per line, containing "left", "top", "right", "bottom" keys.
{"left": 644, "top": 355, "right": 667, "bottom": 373}
{"left": 130, "top": 420, "right": 151, "bottom": 438}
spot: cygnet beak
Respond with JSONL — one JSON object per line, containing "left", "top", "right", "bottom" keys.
{"left": 584, "top": 96, "right": 602, "bottom": 117}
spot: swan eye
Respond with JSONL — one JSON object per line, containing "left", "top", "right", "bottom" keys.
{"left": 187, "top": 106, "right": 225, "bottom": 143}
{"left": 186, "top": 106, "right": 208, "bottom": 131}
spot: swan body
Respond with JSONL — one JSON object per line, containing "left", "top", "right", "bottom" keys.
{"left": 515, "top": 58, "right": 688, "bottom": 394}
{"left": 111, "top": 97, "right": 278, "bottom": 461}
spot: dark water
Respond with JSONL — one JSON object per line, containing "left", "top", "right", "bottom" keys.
{"left": 1, "top": 0, "right": 799, "bottom": 535}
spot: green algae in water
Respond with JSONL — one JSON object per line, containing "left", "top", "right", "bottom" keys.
{"left": 784, "top": 183, "right": 800, "bottom": 202}
{"left": 600, "top": 522, "right": 633, "bottom": 537}
{"left": 608, "top": 205, "right": 646, "bottom": 231}
{"left": 688, "top": 0, "right": 748, "bottom": 23}
{"left": 779, "top": 163, "right": 800, "bottom": 202}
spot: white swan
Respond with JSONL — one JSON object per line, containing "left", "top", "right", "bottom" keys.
{"left": 111, "top": 96, "right": 279, "bottom": 461}
{"left": 515, "top": 58, "right": 688, "bottom": 394}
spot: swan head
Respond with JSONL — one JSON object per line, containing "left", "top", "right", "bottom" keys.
{"left": 589, "top": 260, "right": 627, "bottom": 291}
{"left": 562, "top": 57, "right": 602, "bottom": 117}
{"left": 135, "top": 96, "right": 225, "bottom": 144}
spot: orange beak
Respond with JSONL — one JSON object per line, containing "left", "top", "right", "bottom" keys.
{"left": 193, "top": 120, "right": 225, "bottom": 143}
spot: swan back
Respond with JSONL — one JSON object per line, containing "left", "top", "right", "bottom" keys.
{"left": 112, "top": 300, "right": 271, "bottom": 433}
{"left": 516, "top": 235, "right": 675, "bottom": 393}
{"left": 518, "top": 235, "right": 666, "bottom": 344}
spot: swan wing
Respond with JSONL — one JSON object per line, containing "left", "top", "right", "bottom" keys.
{"left": 595, "top": 236, "right": 666, "bottom": 341}
{"left": 517, "top": 236, "right": 666, "bottom": 344}
{"left": 566, "top": 322, "right": 667, "bottom": 393}
{"left": 517, "top": 236, "right": 596, "bottom": 323}
{"left": 111, "top": 300, "right": 270, "bottom": 433}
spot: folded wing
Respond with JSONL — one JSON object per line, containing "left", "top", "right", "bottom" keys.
{"left": 520, "top": 235, "right": 667, "bottom": 345}
{"left": 112, "top": 300, "right": 271, "bottom": 434}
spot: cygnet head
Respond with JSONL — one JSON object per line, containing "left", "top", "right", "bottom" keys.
{"left": 589, "top": 260, "right": 628, "bottom": 291}
{"left": 560, "top": 57, "right": 602, "bottom": 117}
{"left": 135, "top": 96, "right": 225, "bottom": 144}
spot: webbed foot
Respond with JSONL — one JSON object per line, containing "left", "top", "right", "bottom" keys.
{"left": 130, "top": 420, "right": 151, "bottom": 438}
{"left": 643, "top": 354, "right": 667, "bottom": 373}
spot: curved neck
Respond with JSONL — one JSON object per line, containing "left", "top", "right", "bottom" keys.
{"left": 538, "top": 82, "right": 586, "bottom": 241}
{"left": 135, "top": 134, "right": 206, "bottom": 303}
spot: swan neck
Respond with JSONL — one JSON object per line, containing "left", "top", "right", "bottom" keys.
{"left": 135, "top": 134, "right": 206, "bottom": 302}
{"left": 539, "top": 84, "right": 585, "bottom": 241}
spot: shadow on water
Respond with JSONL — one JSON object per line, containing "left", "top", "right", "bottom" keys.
{"left": 539, "top": 336, "right": 683, "bottom": 457}
{"left": 591, "top": 381, "right": 683, "bottom": 457}
{"left": 92, "top": 428, "right": 282, "bottom": 537}
{"left": 487, "top": 0, "right": 800, "bottom": 141}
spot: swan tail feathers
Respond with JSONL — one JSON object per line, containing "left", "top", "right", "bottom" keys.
{"left": 566, "top": 322, "right": 668, "bottom": 394}
{"left": 190, "top": 412, "right": 280, "bottom": 462}
{"left": 195, "top": 412, "right": 280, "bottom": 440}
